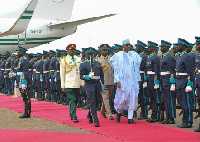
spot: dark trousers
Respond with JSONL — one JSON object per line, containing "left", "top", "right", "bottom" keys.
{"left": 6, "top": 77, "right": 12, "bottom": 94}
{"left": 66, "top": 88, "right": 80, "bottom": 119}
{"left": 50, "top": 74, "right": 57, "bottom": 101}
{"left": 20, "top": 88, "right": 31, "bottom": 115}
{"left": 139, "top": 84, "right": 148, "bottom": 117}
{"left": 147, "top": 76, "right": 160, "bottom": 120}
{"left": 87, "top": 85, "right": 100, "bottom": 122}
{"left": 163, "top": 86, "right": 176, "bottom": 119}
{"left": 36, "top": 80, "right": 44, "bottom": 99}
{"left": 179, "top": 88, "right": 193, "bottom": 126}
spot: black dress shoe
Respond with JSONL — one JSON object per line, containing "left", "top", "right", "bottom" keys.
{"left": 37, "top": 98, "right": 42, "bottom": 101}
{"left": 94, "top": 121, "right": 99, "bottom": 127}
{"left": 116, "top": 112, "right": 121, "bottom": 122}
{"left": 147, "top": 118, "right": 157, "bottom": 123}
{"left": 167, "top": 119, "right": 175, "bottom": 124}
{"left": 87, "top": 115, "right": 93, "bottom": 124}
{"left": 128, "top": 119, "right": 136, "bottom": 124}
{"left": 159, "top": 119, "right": 169, "bottom": 124}
{"left": 194, "top": 123, "right": 200, "bottom": 132}
{"left": 177, "top": 123, "right": 192, "bottom": 128}
{"left": 137, "top": 116, "right": 148, "bottom": 120}
{"left": 72, "top": 117, "right": 79, "bottom": 123}
{"left": 19, "top": 114, "right": 30, "bottom": 118}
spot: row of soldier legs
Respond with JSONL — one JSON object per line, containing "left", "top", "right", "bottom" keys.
{"left": 8, "top": 73, "right": 199, "bottom": 129}
{"left": 138, "top": 73, "right": 200, "bottom": 129}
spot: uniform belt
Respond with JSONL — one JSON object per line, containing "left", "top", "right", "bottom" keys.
{"left": 140, "top": 71, "right": 145, "bottom": 73}
{"left": 160, "top": 71, "right": 170, "bottom": 75}
{"left": 91, "top": 76, "right": 100, "bottom": 80}
{"left": 5, "top": 69, "right": 10, "bottom": 71}
{"left": 17, "top": 72, "right": 24, "bottom": 76}
{"left": 1, "top": 69, "right": 4, "bottom": 71}
{"left": 29, "top": 69, "right": 33, "bottom": 71}
{"left": 43, "top": 71, "right": 49, "bottom": 73}
{"left": 36, "top": 71, "right": 41, "bottom": 74}
{"left": 56, "top": 70, "right": 60, "bottom": 73}
{"left": 176, "top": 72, "right": 188, "bottom": 76}
{"left": 14, "top": 68, "right": 17, "bottom": 70}
{"left": 50, "top": 70, "right": 55, "bottom": 72}
{"left": 33, "top": 69, "right": 36, "bottom": 71}
{"left": 147, "top": 71, "right": 155, "bottom": 75}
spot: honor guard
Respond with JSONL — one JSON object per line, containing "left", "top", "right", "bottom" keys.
{"left": 146, "top": 41, "right": 161, "bottom": 123}
{"left": 176, "top": 38, "right": 193, "bottom": 128}
{"left": 55, "top": 49, "right": 63, "bottom": 104}
{"left": 0, "top": 55, "right": 6, "bottom": 93}
{"left": 113, "top": 44, "right": 123, "bottom": 53}
{"left": 5, "top": 51, "right": 13, "bottom": 95}
{"left": 17, "top": 46, "right": 31, "bottom": 118}
{"left": 60, "top": 50, "right": 68, "bottom": 105}
{"left": 60, "top": 44, "right": 81, "bottom": 123}
{"left": 135, "top": 40, "right": 148, "bottom": 119}
{"left": 96, "top": 44, "right": 114, "bottom": 120}
{"left": 13, "top": 54, "right": 19, "bottom": 88}
{"left": 79, "top": 47, "right": 104, "bottom": 127}
{"left": 0, "top": 55, "right": 2, "bottom": 93}
{"left": 42, "top": 51, "right": 51, "bottom": 101}
{"left": 194, "top": 36, "right": 200, "bottom": 132}
{"left": 159, "top": 40, "right": 176, "bottom": 124}
{"left": 35, "top": 53, "right": 44, "bottom": 101}
{"left": 49, "top": 50, "right": 57, "bottom": 102}
{"left": 186, "top": 43, "right": 196, "bottom": 109}
{"left": 32, "top": 54, "right": 38, "bottom": 98}
{"left": 27, "top": 54, "right": 35, "bottom": 98}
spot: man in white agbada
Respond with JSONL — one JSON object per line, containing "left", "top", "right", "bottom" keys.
{"left": 110, "top": 39, "right": 141, "bottom": 124}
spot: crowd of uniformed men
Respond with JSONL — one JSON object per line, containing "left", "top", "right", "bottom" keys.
{"left": 0, "top": 36, "right": 200, "bottom": 131}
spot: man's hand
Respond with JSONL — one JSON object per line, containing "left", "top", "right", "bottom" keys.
{"left": 62, "top": 88, "right": 66, "bottom": 93}
{"left": 138, "top": 81, "right": 140, "bottom": 86}
{"left": 117, "top": 82, "right": 121, "bottom": 88}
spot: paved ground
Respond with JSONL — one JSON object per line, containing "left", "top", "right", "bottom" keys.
{"left": 0, "top": 108, "right": 93, "bottom": 133}
{"left": 0, "top": 95, "right": 199, "bottom": 133}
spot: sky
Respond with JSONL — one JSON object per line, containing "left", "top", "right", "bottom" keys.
{"left": 1, "top": 0, "right": 200, "bottom": 53}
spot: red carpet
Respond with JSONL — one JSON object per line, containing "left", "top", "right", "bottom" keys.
{"left": 0, "top": 95, "right": 199, "bottom": 142}
{"left": 0, "top": 129, "right": 120, "bottom": 142}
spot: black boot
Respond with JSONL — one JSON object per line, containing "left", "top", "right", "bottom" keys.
{"left": 116, "top": 112, "right": 121, "bottom": 122}
{"left": 72, "top": 117, "right": 79, "bottom": 123}
{"left": 87, "top": 115, "right": 93, "bottom": 124}
{"left": 128, "top": 119, "right": 136, "bottom": 124}
{"left": 194, "top": 123, "right": 200, "bottom": 132}
{"left": 19, "top": 114, "right": 30, "bottom": 118}
{"left": 94, "top": 121, "right": 99, "bottom": 127}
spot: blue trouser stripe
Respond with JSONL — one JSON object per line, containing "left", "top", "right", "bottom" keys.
{"left": 170, "top": 90, "right": 175, "bottom": 118}
{"left": 156, "top": 89, "right": 160, "bottom": 119}
{"left": 186, "top": 92, "right": 191, "bottom": 126}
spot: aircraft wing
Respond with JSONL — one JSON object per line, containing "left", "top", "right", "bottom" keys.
{"left": 47, "top": 14, "right": 116, "bottom": 29}
{"left": 0, "top": 0, "right": 38, "bottom": 37}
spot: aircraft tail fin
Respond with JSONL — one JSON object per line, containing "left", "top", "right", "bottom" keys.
{"left": 0, "top": 0, "right": 38, "bottom": 36}
{"left": 48, "top": 14, "right": 116, "bottom": 29}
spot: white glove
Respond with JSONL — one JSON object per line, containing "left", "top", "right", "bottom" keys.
{"left": 154, "top": 84, "right": 159, "bottom": 89}
{"left": 22, "top": 84, "right": 27, "bottom": 90}
{"left": 49, "top": 79, "right": 51, "bottom": 82}
{"left": 89, "top": 74, "right": 92, "bottom": 78}
{"left": 143, "top": 82, "right": 147, "bottom": 88}
{"left": 185, "top": 86, "right": 192, "bottom": 92}
{"left": 54, "top": 78, "right": 57, "bottom": 82}
{"left": 170, "top": 84, "right": 176, "bottom": 91}
{"left": 12, "top": 72, "right": 16, "bottom": 77}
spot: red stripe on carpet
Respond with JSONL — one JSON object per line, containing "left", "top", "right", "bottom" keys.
{"left": 0, "top": 129, "right": 120, "bottom": 142}
{"left": 0, "top": 95, "right": 199, "bottom": 142}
